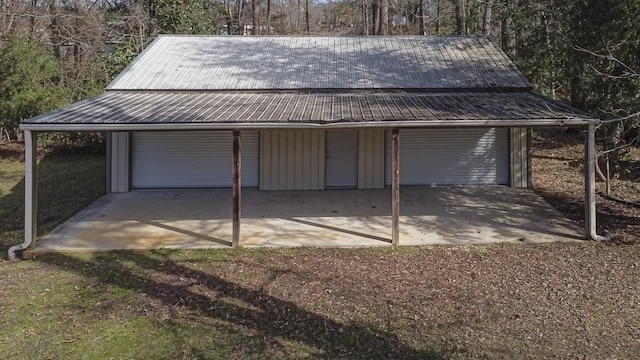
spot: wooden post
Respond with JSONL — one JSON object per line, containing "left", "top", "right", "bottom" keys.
{"left": 25, "top": 130, "right": 38, "bottom": 250}
{"left": 585, "top": 124, "right": 598, "bottom": 240}
{"left": 605, "top": 154, "right": 611, "bottom": 195}
{"left": 232, "top": 130, "right": 241, "bottom": 247}
{"left": 392, "top": 128, "right": 400, "bottom": 245}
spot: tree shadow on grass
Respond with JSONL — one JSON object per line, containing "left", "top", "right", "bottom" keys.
{"left": 0, "top": 151, "right": 105, "bottom": 257}
{"left": 39, "top": 251, "right": 460, "bottom": 359}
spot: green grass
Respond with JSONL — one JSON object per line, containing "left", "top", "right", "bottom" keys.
{"left": 0, "top": 250, "right": 457, "bottom": 359}
{"left": 1, "top": 252, "right": 236, "bottom": 359}
{"left": 0, "top": 150, "right": 106, "bottom": 253}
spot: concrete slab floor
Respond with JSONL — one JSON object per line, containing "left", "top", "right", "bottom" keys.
{"left": 28, "top": 186, "right": 584, "bottom": 253}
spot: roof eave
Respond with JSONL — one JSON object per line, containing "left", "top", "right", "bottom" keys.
{"left": 19, "top": 118, "right": 598, "bottom": 132}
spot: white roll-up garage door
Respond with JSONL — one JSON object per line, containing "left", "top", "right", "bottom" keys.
{"left": 132, "top": 131, "right": 259, "bottom": 188}
{"left": 385, "top": 128, "right": 508, "bottom": 186}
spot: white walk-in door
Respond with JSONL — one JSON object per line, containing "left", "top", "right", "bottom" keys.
{"left": 384, "top": 128, "right": 509, "bottom": 186}
{"left": 326, "top": 130, "right": 358, "bottom": 188}
{"left": 132, "top": 131, "right": 259, "bottom": 188}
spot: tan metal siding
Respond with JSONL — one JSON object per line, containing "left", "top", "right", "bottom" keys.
{"left": 384, "top": 128, "right": 509, "bottom": 186}
{"left": 131, "top": 131, "right": 259, "bottom": 188}
{"left": 358, "top": 129, "right": 385, "bottom": 189}
{"left": 260, "top": 130, "right": 325, "bottom": 190}
{"left": 109, "top": 132, "right": 129, "bottom": 193}
{"left": 509, "top": 128, "right": 531, "bottom": 188}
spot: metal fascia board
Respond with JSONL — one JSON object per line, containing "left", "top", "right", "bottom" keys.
{"left": 19, "top": 118, "right": 597, "bottom": 132}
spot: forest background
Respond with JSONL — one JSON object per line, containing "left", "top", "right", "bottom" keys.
{"left": 0, "top": 0, "right": 638, "bottom": 178}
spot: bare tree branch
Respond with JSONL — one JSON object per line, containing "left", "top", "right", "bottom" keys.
{"left": 575, "top": 45, "right": 640, "bottom": 79}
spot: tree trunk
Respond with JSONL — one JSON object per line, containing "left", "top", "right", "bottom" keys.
{"left": 482, "top": 0, "right": 493, "bottom": 36}
{"left": 30, "top": 0, "right": 37, "bottom": 36}
{"left": 266, "top": 0, "right": 271, "bottom": 34}
{"left": 73, "top": 7, "right": 81, "bottom": 66}
{"left": 48, "top": 0, "right": 61, "bottom": 59}
{"left": 372, "top": 0, "right": 379, "bottom": 34}
{"left": 296, "top": 0, "right": 301, "bottom": 32}
{"left": 455, "top": 0, "right": 466, "bottom": 35}
{"left": 225, "top": 0, "right": 234, "bottom": 34}
{"left": 500, "top": 0, "right": 515, "bottom": 57}
{"left": 362, "top": 0, "right": 369, "bottom": 35}
{"left": 378, "top": 0, "right": 388, "bottom": 35}
{"left": 252, "top": 0, "right": 260, "bottom": 35}
{"left": 305, "top": 0, "right": 310, "bottom": 34}
{"left": 237, "top": 0, "right": 244, "bottom": 34}
{"left": 435, "top": 0, "right": 440, "bottom": 35}
{"left": 570, "top": 62, "right": 586, "bottom": 108}
{"left": 146, "top": 0, "right": 155, "bottom": 37}
{"left": 419, "top": 0, "right": 427, "bottom": 35}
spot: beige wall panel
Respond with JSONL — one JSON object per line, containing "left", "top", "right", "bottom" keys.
{"left": 358, "top": 129, "right": 385, "bottom": 189}
{"left": 302, "top": 131, "right": 311, "bottom": 187}
{"left": 110, "top": 132, "right": 130, "bottom": 193}
{"left": 260, "top": 130, "right": 325, "bottom": 190}
{"left": 317, "top": 131, "right": 326, "bottom": 189}
{"left": 509, "top": 128, "right": 531, "bottom": 188}
{"left": 279, "top": 131, "right": 288, "bottom": 187}
{"left": 260, "top": 131, "right": 269, "bottom": 189}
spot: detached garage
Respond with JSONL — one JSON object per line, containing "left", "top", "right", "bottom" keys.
{"left": 11, "top": 35, "right": 606, "bottom": 257}
{"left": 99, "top": 36, "right": 544, "bottom": 194}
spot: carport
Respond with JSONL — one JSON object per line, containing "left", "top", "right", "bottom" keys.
{"left": 11, "top": 108, "right": 602, "bottom": 259}
{"left": 7, "top": 35, "right": 607, "bottom": 259}
{"left": 11, "top": 92, "right": 604, "bottom": 258}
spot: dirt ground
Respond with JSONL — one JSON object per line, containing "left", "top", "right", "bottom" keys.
{"left": 0, "top": 141, "right": 24, "bottom": 161}
{"left": 532, "top": 129, "right": 640, "bottom": 244}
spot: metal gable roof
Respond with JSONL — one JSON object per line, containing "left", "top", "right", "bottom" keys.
{"left": 108, "top": 36, "right": 531, "bottom": 91}
{"left": 21, "top": 90, "right": 595, "bottom": 131}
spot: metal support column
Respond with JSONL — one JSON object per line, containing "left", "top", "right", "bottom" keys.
{"left": 585, "top": 124, "right": 598, "bottom": 240}
{"left": 392, "top": 128, "right": 400, "bottom": 245}
{"left": 8, "top": 130, "right": 38, "bottom": 260}
{"left": 232, "top": 130, "right": 241, "bottom": 247}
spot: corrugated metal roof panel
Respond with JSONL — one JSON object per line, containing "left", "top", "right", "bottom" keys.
{"left": 24, "top": 90, "right": 593, "bottom": 126}
{"left": 108, "top": 36, "right": 530, "bottom": 91}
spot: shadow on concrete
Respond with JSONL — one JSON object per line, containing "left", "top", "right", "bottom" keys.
{"left": 287, "top": 217, "right": 393, "bottom": 243}
{"left": 138, "top": 219, "right": 232, "bottom": 247}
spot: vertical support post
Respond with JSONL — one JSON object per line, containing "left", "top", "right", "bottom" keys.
{"left": 106, "top": 132, "right": 112, "bottom": 193}
{"left": 392, "top": 128, "right": 400, "bottom": 245}
{"left": 526, "top": 127, "right": 533, "bottom": 188}
{"left": 25, "top": 130, "right": 38, "bottom": 250}
{"left": 109, "top": 132, "right": 130, "bottom": 193}
{"left": 232, "top": 130, "right": 241, "bottom": 247}
{"left": 585, "top": 124, "right": 597, "bottom": 240}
